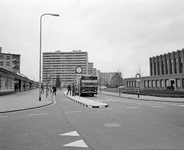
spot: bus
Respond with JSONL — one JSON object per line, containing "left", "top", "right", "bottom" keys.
{"left": 75, "top": 75, "right": 98, "bottom": 96}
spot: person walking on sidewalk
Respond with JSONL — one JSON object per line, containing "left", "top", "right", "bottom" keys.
{"left": 41, "top": 85, "right": 44, "bottom": 94}
{"left": 67, "top": 84, "right": 71, "bottom": 95}
{"left": 52, "top": 86, "right": 57, "bottom": 95}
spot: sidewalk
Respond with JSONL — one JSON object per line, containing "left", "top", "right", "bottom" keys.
{"left": 100, "top": 91, "right": 184, "bottom": 103}
{"left": 64, "top": 91, "right": 108, "bottom": 108}
{"left": 0, "top": 89, "right": 53, "bottom": 113}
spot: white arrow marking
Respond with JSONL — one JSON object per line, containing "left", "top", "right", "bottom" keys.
{"left": 63, "top": 139, "right": 88, "bottom": 148}
{"left": 60, "top": 131, "right": 80, "bottom": 136}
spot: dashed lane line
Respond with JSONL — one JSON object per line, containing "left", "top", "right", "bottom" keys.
{"left": 125, "top": 107, "right": 139, "bottom": 109}
{"left": 28, "top": 113, "right": 48, "bottom": 116}
{"left": 0, "top": 115, "right": 8, "bottom": 118}
{"left": 64, "top": 110, "right": 82, "bottom": 114}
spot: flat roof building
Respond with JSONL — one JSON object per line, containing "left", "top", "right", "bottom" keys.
{"left": 42, "top": 50, "right": 89, "bottom": 86}
{"left": 0, "top": 47, "right": 20, "bottom": 73}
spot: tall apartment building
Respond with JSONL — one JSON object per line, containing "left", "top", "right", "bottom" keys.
{"left": 42, "top": 50, "right": 88, "bottom": 86}
{"left": 0, "top": 47, "right": 20, "bottom": 73}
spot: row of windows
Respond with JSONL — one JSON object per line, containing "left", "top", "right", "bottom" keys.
{"left": 0, "top": 55, "right": 11, "bottom": 60}
{"left": 127, "top": 78, "right": 184, "bottom": 89}
{"left": 0, "top": 61, "right": 11, "bottom": 66}
{"left": 151, "top": 57, "right": 183, "bottom": 75}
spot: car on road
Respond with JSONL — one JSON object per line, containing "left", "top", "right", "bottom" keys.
{"left": 117, "top": 86, "right": 124, "bottom": 89}
{"left": 99, "top": 86, "right": 107, "bottom": 89}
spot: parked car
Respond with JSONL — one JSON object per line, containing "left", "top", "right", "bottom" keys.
{"left": 99, "top": 86, "right": 107, "bottom": 89}
{"left": 118, "top": 86, "right": 124, "bottom": 89}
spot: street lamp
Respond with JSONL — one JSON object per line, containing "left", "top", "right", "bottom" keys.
{"left": 39, "top": 13, "right": 59, "bottom": 101}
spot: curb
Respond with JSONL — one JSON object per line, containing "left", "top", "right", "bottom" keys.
{"left": 0, "top": 96, "right": 54, "bottom": 114}
{"left": 64, "top": 94, "right": 108, "bottom": 108}
{"left": 100, "top": 93, "right": 184, "bottom": 103}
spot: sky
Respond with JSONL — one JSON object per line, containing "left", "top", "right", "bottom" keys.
{"left": 1, "top": 0, "right": 184, "bottom": 81}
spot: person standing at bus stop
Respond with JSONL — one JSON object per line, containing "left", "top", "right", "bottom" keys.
{"left": 67, "top": 84, "right": 71, "bottom": 95}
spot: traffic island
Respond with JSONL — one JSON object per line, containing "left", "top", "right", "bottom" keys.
{"left": 64, "top": 92, "right": 108, "bottom": 108}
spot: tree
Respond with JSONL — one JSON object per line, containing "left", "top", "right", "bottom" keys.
{"left": 55, "top": 75, "right": 61, "bottom": 88}
{"left": 135, "top": 64, "right": 144, "bottom": 76}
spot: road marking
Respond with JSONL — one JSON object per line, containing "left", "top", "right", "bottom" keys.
{"left": 175, "top": 105, "right": 184, "bottom": 107}
{"left": 63, "top": 139, "right": 88, "bottom": 148}
{"left": 125, "top": 107, "right": 139, "bottom": 109}
{"left": 103, "top": 122, "right": 121, "bottom": 127}
{"left": 0, "top": 115, "right": 8, "bottom": 118}
{"left": 64, "top": 110, "right": 82, "bottom": 114}
{"left": 151, "top": 106, "right": 164, "bottom": 108}
{"left": 96, "top": 108, "right": 113, "bottom": 111}
{"left": 60, "top": 131, "right": 80, "bottom": 136}
{"left": 28, "top": 113, "right": 47, "bottom": 116}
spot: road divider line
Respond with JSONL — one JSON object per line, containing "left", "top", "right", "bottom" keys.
{"left": 28, "top": 113, "right": 48, "bottom": 116}
{"left": 125, "top": 107, "right": 139, "bottom": 109}
{"left": 64, "top": 110, "right": 82, "bottom": 114}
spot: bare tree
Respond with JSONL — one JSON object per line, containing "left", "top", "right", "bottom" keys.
{"left": 135, "top": 64, "right": 144, "bottom": 75}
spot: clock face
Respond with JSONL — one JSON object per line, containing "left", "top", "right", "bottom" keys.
{"left": 76, "top": 66, "right": 82, "bottom": 73}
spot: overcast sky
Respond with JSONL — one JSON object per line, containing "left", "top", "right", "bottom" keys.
{"left": 1, "top": 0, "right": 184, "bottom": 81}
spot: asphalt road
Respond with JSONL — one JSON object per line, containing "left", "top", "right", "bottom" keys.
{"left": 1, "top": 91, "right": 184, "bottom": 150}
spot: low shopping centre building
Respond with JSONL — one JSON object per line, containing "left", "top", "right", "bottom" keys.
{"left": 124, "top": 49, "right": 184, "bottom": 91}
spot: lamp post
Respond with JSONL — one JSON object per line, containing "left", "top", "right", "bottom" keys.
{"left": 39, "top": 13, "right": 59, "bottom": 101}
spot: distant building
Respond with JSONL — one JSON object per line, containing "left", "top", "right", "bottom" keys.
{"left": 124, "top": 48, "right": 184, "bottom": 91}
{"left": 99, "top": 72, "right": 122, "bottom": 87}
{"left": 88, "top": 62, "right": 94, "bottom": 75}
{"left": 111, "top": 73, "right": 124, "bottom": 87}
{"left": 0, "top": 47, "right": 20, "bottom": 73}
{"left": 42, "top": 50, "right": 89, "bottom": 86}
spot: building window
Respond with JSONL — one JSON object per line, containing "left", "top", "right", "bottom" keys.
{"left": 6, "top": 62, "right": 10, "bottom": 66}
{"left": 179, "top": 57, "right": 183, "bottom": 73}
{"left": 161, "top": 61, "right": 164, "bottom": 75}
{"left": 176, "top": 79, "right": 181, "bottom": 88}
{"left": 152, "top": 80, "right": 155, "bottom": 87}
{"left": 174, "top": 58, "right": 177, "bottom": 74}
{"left": 170, "top": 59, "right": 173, "bottom": 74}
{"left": 6, "top": 55, "right": 11, "bottom": 60}
{"left": 144, "top": 80, "right": 148, "bottom": 88}
{"left": 166, "top": 60, "right": 168, "bottom": 74}
{"left": 160, "top": 80, "right": 164, "bottom": 88}
{"left": 157, "top": 62, "right": 160, "bottom": 75}
{"left": 156, "top": 80, "right": 159, "bottom": 88}
{"left": 182, "top": 78, "right": 184, "bottom": 89}
{"left": 165, "top": 79, "right": 169, "bottom": 87}
{"left": 0, "top": 61, "right": 3, "bottom": 66}
{"left": 0, "top": 55, "right": 4, "bottom": 59}
{"left": 148, "top": 80, "right": 151, "bottom": 88}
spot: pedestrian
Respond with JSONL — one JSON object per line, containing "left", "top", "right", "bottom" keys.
{"left": 41, "top": 85, "right": 44, "bottom": 94}
{"left": 52, "top": 86, "right": 57, "bottom": 95}
{"left": 72, "top": 83, "right": 75, "bottom": 96}
{"left": 67, "top": 84, "right": 71, "bottom": 95}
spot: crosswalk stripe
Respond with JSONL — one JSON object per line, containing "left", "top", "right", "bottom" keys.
{"left": 60, "top": 131, "right": 80, "bottom": 136}
{"left": 63, "top": 139, "right": 88, "bottom": 148}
